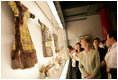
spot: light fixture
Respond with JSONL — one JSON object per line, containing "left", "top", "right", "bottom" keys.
{"left": 47, "top": 1, "right": 63, "bottom": 28}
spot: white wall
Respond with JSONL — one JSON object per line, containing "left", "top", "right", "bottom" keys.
{"left": 54, "top": 28, "right": 69, "bottom": 60}
{"left": 1, "top": 1, "right": 68, "bottom": 79}
{"left": 67, "top": 15, "right": 103, "bottom": 47}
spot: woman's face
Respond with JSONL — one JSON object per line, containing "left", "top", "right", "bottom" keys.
{"left": 93, "top": 40, "right": 99, "bottom": 48}
{"left": 81, "top": 39, "right": 87, "bottom": 49}
{"left": 76, "top": 44, "right": 80, "bottom": 50}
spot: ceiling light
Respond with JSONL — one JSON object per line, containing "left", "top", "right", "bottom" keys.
{"left": 47, "top": 1, "right": 63, "bottom": 28}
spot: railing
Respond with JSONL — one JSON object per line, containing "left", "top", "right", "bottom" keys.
{"left": 60, "top": 59, "right": 70, "bottom": 79}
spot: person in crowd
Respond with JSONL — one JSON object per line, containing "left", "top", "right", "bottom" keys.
{"left": 78, "top": 37, "right": 101, "bottom": 79}
{"left": 106, "top": 31, "right": 117, "bottom": 79}
{"left": 99, "top": 40, "right": 108, "bottom": 53}
{"left": 99, "top": 41, "right": 105, "bottom": 48}
{"left": 76, "top": 42, "right": 84, "bottom": 52}
{"left": 74, "top": 42, "right": 83, "bottom": 79}
{"left": 93, "top": 37, "right": 107, "bottom": 79}
{"left": 104, "top": 39, "right": 112, "bottom": 79}
{"left": 67, "top": 45, "right": 77, "bottom": 79}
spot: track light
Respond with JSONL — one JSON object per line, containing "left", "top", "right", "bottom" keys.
{"left": 47, "top": 1, "right": 63, "bottom": 28}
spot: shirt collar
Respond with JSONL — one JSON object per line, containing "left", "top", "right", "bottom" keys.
{"left": 112, "top": 42, "right": 117, "bottom": 48}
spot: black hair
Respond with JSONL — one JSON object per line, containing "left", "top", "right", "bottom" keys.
{"left": 108, "top": 31, "right": 117, "bottom": 41}
{"left": 67, "top": 45, "right": 74, "bottom": 50}
{"left": 100, "top": 40, "right": 106, "bottom": 44}
{"left": 76, "top": 42, "right": 84, "bottom": 51}
{"left": 76, "top": 42, "right": 81, "bottom": 47}
{"left": 93, "top": 37, "right": 100, "bottom": 43}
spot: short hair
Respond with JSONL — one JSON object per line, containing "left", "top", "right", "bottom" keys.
{"left": 108, "top": 31, "right": 117, "bottom": 41}
{"left": 100, "top": 40, "right": 106, "bottom": 44}
{"left": 76, "top": 42, "right": 81, "bottom": 47}
{"left": 67, "top": 45, "right": 74, "bottom": 50}
{"left": 76, "top": 42, "right": 84, "bottom": 51}
{"left": 81, "top": 37, "right": 91, "bottom": 44}
{"left": 93, "top": 37, "right": 100, "bottom": 43}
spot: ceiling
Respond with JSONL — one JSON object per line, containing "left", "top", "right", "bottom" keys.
{"left": 54, "top": 1, "right": 117, "bottom": 25}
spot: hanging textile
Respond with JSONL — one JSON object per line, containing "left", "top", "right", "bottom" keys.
{"left": 53, "top": 33, "right": 58, "bottom": 51}
{"left": 41, "top": 24, "right": 53, "bottom": 57}
{"left": 8, "top": 1, "right": 38, "bottom": 69}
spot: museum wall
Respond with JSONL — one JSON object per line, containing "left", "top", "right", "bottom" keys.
{"left": 67, "top": 14, "right": 103, "bottom": 47}
{"left": 1, "top": 1, "right": 68, "bottom": 79}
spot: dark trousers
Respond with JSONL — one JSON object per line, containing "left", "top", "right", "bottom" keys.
{"left": 75, "top": 67, "right": 81, "bottom": 79}
{"left": 75, "top": 61, "right": 81, "bottom": 79}
{"left": 110, "top": 68, "right": 117, "bottom": 79}
{"left": 100, "top": 66, "right": 107, "bottom": 79}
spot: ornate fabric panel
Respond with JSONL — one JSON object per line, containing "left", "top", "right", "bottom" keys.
{"left": 41, "top": 24, "right": 53, "bottom": 57}
{"left": 8, "top": 1, "right": 38, "bottom": 69}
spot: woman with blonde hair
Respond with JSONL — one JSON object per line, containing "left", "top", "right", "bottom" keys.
{"left": 78, "top": 37, "right": 101, "bottom": 79}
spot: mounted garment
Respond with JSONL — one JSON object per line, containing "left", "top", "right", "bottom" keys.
{"left": 8, "top": 1, "right": 38, "bottom": 69}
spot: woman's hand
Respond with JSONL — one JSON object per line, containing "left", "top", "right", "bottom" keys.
{"left": 86, "top": 75, "right": 94, "bottom": 79}
{"left": 75, "top": 53, "right": 78, "bottom": 57}
{"left": 72, "top": 56, "right": 76, "bottom": 60}
{"left": 101, "top": 60, "right": 106, "bottom": 67}
{"left": 106, "top": 67, "right": 110, "bottom": 72}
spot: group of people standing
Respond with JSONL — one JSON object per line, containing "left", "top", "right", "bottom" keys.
{"left": 67, "top": 31, "right": 117, "bottom": 79}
